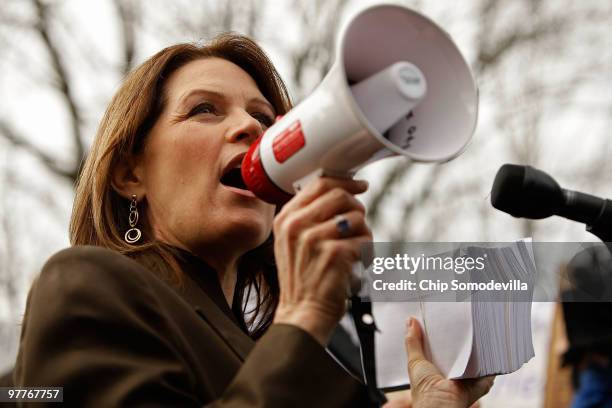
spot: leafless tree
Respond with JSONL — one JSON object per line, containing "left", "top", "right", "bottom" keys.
{"left": 365, "top": 0, "right": 612, "bottom": 242}
{"left": 0, "top": 0, "right": 611, "bottom": 375}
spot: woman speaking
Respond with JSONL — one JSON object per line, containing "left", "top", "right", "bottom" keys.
{"left": 12, "top": 33, "right": 493, "bottom": 407}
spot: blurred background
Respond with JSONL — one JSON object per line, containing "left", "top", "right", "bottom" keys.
{"left": 0, "top": 0, "right": 610, "bottom": 406}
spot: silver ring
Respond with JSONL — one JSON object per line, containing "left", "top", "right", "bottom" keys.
{"left": 334, "top": 215, "right": 351, "bottom": 236}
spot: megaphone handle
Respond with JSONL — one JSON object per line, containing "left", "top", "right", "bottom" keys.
{"left": 292, "top": 169, "right": 356, "bottom": 192}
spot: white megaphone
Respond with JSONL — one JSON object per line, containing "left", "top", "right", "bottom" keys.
{"left": 242, "top": 3, "right": 478, "bottom": 204}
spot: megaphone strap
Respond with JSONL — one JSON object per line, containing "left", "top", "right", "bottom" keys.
{"left": 349, "top": 295, "right": 388, "bottom": 407}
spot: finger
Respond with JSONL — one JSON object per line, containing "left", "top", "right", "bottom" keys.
{"left": 275, "top": 186, "right": 367, "bottom": 239}
{"left": 302, "top": 187, "right": 367, "bottom": 222}
{"left": 301, "top": 211, "right": 370, "bottom": 244}
{"left": 405, "top": 317, "right": 441, "bottom": 389}
{"left": 466, "top": 375, "right": 495, "bottom": 406}
{"left": 382, "top": 398, "right": 412, "bottom": 408}
{"left": 309, "top": 235, "right": 373, "bottom": 300}
{"left": 383, "top": 389, "right": 412, "bottom": 408}
{"left": 282, "top": 177, "right": 368, "bottom": 213}
{"left": 318, "top": 235, "right": 373, "bottom": 267}
{"left": 405, "top": 317, "right": 426, "bottom": 364}
{"left": 278, "top": 188, "right": 366, "bottom": 236}
{"left": 312, "top": 235, "right": 373, "bottom": 291}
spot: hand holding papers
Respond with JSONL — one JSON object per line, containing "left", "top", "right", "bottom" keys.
{"left": 350, "top": 240, "right": 537, "bottom": 390}
{"left": 403, "top": 317, "right": 496, "bottom": 407}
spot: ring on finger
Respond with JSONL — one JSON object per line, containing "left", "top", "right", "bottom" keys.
{"left": 334, "top": 214, "right": 352, "bottom": 236}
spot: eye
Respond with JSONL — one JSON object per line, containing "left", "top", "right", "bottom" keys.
{"left": 188, "top": 102, "right": 217, "bottom": 117}
{"left": 251, "top": 112, "right": 274, "bottom": 128}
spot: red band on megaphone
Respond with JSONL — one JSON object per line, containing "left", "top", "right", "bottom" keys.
{"left": 272, "top": 120, "right": 305, "bottom": 163}
{"left": 242, "top": 136, "right": 293, "bottom": 205}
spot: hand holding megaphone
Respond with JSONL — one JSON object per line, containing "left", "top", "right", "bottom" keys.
{"left": 242, "top": 4, "right": 479, "bottom": 204}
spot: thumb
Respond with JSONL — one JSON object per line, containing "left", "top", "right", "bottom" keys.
{"left": 405, "top": 317, "right": 440, "bottom": 387}
{"left": 466, "top": 375, "right": 496, "bottom": 405}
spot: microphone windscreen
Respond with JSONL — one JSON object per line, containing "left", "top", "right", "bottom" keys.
{"left": 491, "top": 164, "right": 529, "bottom": 217}
{"left": 491, "top": 164, "right": 563, "bottom": 219}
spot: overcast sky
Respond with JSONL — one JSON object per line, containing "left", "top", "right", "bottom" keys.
{"left": 1, "top": 1, "right": 611, "bottom": 405}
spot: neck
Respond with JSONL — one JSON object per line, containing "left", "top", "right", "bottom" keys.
{"left": 198, "top": 254, "right": 240, "bottom": 307}
{"left": 152, "top": 227, "right": 244, "bottom": 306}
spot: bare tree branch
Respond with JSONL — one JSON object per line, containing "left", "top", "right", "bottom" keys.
{"left": 244, "top": 0, "right": 259, "bottom": 38}
{"left": 366, "top": 161, "right": 412, "bottom": 228}
{"left": 393, "top": 165, "right": 443, "bottom": 241}
{"left": 476, "top": 20, "right": 566, "bottom": 74}
{"left": 33, "top": 0, "right": 84, "bottom": 177}
{"left": 0, "top": 162, "right": 18, "bottom": 315}
{"left": 221, "top": 1, "right": 233, "bottom": 31}
{"left": 0, "top": 120, "right": 75, "bottom": 181}
{"left": 287, "top": 0, "right": 349, "bottom": 98}
{"left": 114, "top": 0, "right": 138, "bottom": 75}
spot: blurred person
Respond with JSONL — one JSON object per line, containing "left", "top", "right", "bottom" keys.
{"left": 12, "top": 33, "right": 493, "bottom": 407}
{"left": 560, "top": 245, "right": 612, "bottom": 408}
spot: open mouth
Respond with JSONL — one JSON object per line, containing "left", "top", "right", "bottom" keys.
{"left": 220, "top": 166, "right": 249, "bottom": 190}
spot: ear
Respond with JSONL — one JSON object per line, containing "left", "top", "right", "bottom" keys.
{"left": 111, "top": 156, "right": 147, "bottom": 201}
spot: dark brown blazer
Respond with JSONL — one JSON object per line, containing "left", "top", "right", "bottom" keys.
{"left": 13, "top": 245, "right": 370, "bottom": 407}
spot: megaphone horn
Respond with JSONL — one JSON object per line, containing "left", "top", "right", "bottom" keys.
{"left": 242, "top": 4, "right": 478, "bottom": 204}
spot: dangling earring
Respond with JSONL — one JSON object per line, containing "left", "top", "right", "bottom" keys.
{"left": 124, "top": 194, "right": 142, "bottom": 244}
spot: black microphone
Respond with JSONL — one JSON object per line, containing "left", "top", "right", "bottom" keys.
{"left": 491, "top": 164, "right": 612, "bottom": 242}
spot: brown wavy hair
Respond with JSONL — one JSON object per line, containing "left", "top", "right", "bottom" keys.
{"left": 69, "top": 33, "right": 292, "bottom": 338}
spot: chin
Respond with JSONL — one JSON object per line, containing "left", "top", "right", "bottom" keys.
{"left": 225, "top": 213, "right": 272, "bottom": 245}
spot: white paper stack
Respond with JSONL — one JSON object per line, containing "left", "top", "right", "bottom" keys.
{"left": 370, "top": 240, "right": 536, "bottom": 390}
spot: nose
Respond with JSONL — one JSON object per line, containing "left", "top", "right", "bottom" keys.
{"left": 225, "top": 109, "right": 264, "bottom": 144}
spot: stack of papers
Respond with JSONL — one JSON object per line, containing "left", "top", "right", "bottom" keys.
{"left": 364, "top": 241, "right": 536, "bottom": 389}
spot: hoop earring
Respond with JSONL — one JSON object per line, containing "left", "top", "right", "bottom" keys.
{"left": 124, "top": 194, "right": 142, "bottom": 244}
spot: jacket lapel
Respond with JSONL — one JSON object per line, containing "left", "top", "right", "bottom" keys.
{"left": 175, "top": 262, "right": 255, "bottom": 362}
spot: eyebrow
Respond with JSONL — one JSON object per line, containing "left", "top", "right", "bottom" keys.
{"left": 177, "top": 88, "right": 275, "bottom": 115}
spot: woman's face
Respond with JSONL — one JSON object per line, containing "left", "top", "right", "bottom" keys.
{"left": 140, "top": 57, "right": 277, "bottom": 256}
